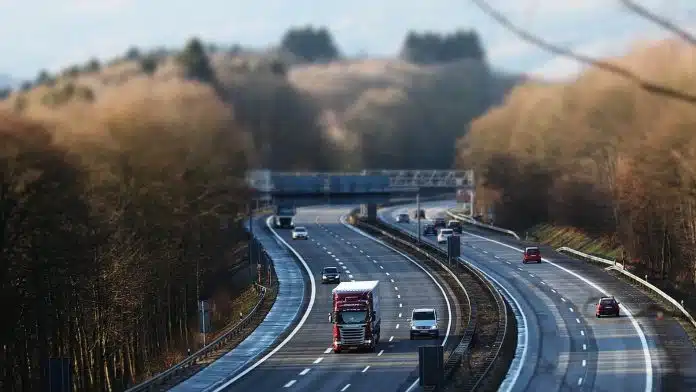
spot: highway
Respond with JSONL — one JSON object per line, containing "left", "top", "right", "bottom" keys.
{"left": 382, "top": 201, "right": 696, "bottom": 392}
{"left": 218, "top": 206, "right": 456, "bottom": 392}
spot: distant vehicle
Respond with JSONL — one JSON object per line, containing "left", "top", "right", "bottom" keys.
{"left": 596, "top": 296, "right": 620, "bottom": 317}
{"left": 446, "top": 220, "right": 463, "bottom": 234}
{"left": 409, "top": 308, "right": 439, "bottom": 339}
{"left": 273, "top": 204, "right": 296, "bottom": 229}
{"left": 433, "top": 217, "right": 447, "bottom": 228}
{"left": 397, "top": 213, "right": 410, "bottom": 223}
{"left": 437, "top": 228, "right": 454, "bottom": 244}
{"left": 422, "top": 224, "right": 437, "bottom": 236}
{"left": 414, "top": 209, "right": 426, "bottom": 219}
{"left": 321, "top": 266, "right": 341, "bottom": 284}
{"left": 330, "top": 281, "right": 381, "bottom": 353}
{"left": 522, "top": 247, "right": 541, "bottom": 263}
{"left": 291, "top": 226, "right": 308, "bottom": 240}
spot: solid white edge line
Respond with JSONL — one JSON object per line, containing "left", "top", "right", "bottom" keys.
{"left": 340, "top": 216, "right": 454, "bottom": 392}
{"left": 455, "top": 219, "right": 653, "bottom": 392}
{"left": 380, "top": 207, "right": 530, "bottom": 392}
{"left": 210, "top": 216, "right": 317, "bottom": 391}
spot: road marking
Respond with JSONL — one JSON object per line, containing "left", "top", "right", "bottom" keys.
{"left": 529, "top": 274, "right": 535, "bottom": 277}
{"left": 346, "top": 270, "right": 351, "bottom": 274}
{"left": 385, "top": 272, "right": 390, "bottom": 276}
{"left": 582, "top": 360, "right": 586, "bottom": 367}
{"left": 341, "top": 384, "right": 351, "bottom": 391}
{"left": 569, "top": 308, "right": 574, "bottom": 312}
{"left": 552, "top": 289, "right": 557, "bottom": 293}
{"left": 399, "top": 303, "right": 403, "bottom": 308}
{"left": 578, "top": 378, "right": 583, "bottom": 386}
{"left": 347, "top": 241, "right": 351, "bottom": 245}
{"left": 335, "top": 258, "right": 340, "bottom": 261}
{"left": 373, "top": 260, "right": 377, "bottom": 263}
{"left": 360, "top": 250, "right": 364, "bottom": 253}
{"left": 581, "top": 330, "right": 585, "bottom": 336}
{"left": 284, "top": 380, "right": 296, "bottom": 388}
{"left": 517, "top": 267, "right": 522, "bottom": 271}
{"left": 397, "top": 294, "right": 401, "bottom": 299}
{"left": 583, "top": 344, "right": 587, "bottom": 350}
{"left": 561, "top": 298, "right": 566, "bottom": 302}
{"left": 379, "top": 265, "right": 384, "bottom": 269}
{"left": 342, "top": 266, "right": 347, "bottom": 269}
{"left": 391, "top": 279, "right": 395, "bottom": 283}
{"left": 454, "top": 223, "right": 653, "bottom": 392}
{"left": 323, "top": 247, "right": 327, "bottom": 250}
{"left": 349, "top": 275, "right": 354, "bottom": 279}
{"left": 396, "top": 324, "right": 400, "bottom": 329}
{"left": 299, "top": 368, "right": 310, "bottom": 375}
{"left": 324, "top": 347, "right": 332, "bottom": 353}
{"left": 541, "top": 281, "right": 546, "bottom": 285}
{"left": 362, "top": 366, "right": 370, "bottom": 373}
{"left": 366, "top": 255, "right": 371, "bottom": 258}
{"left": 576, "top": 318, "right": 580, "bottom": 323}
{"left": 313, "top": 357, "right": 323, "bottom": 364}
{"left": 394, "top": 286, "right": 399, "bottom": 291}
{"left": 338, "top": 261, "right": 343, "bottom": 265}
{"left": 398, "top": 313, "right": 402, "bottom": 317}
{"left": 327, "top": 252, "right": 332, "bottom": 255}
{"left": 378, "top": 350, "right": 384, "bottom": 356}
{"left": 389, "top": 336, "right": 394, "bottom": 342}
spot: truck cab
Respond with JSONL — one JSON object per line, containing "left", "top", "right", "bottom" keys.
{"left": 329, "top": 281, "right": 381, "bottom": 353}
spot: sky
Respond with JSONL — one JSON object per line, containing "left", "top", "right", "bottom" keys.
{"left": 0, "top": 0, "right": 695, "bottom": 84}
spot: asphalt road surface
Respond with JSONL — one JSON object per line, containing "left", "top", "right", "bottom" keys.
{"left": 221, "top": 206, "right": 452, "bottom": 392}
{"left": 382, "top": 201, "right": 696, "bottom": 392}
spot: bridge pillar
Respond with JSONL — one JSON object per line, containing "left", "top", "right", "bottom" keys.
{"left": 360, "top": 203, "right": 377, "bottom": 222}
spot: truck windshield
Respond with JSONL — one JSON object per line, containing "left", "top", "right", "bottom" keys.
{"left": 413, "top": 311, "right": 435, "bottom": 320}
{"left": 337, "top": 310, "right": 367, "bottom": 324}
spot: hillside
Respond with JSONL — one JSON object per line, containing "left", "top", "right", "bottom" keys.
{"left": 457, "top": 38, "right": 696, "bottom": 288}
{"left": 1, "top": 49, "right": 523, "bottom": 171}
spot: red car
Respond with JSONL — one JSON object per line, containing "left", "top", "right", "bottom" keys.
{"left": 596, "top": 297, "right": 620, "bottom": 317}
{"left": 522, "top": 247, "right": 541, "bottom": 263}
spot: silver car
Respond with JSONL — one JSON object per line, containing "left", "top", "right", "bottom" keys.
{"left": 291, "top": 226, "right": 308, "bottom": 240}
{"left": 409, "top": 308, "right": 439, "bottom": 339}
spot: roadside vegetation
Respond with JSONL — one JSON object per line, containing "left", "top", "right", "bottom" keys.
{"left": 457, "top": 39, "right": 696, "bottom": 295}
{"left": 0, "top": 26, "right": 521, "bottom": 392}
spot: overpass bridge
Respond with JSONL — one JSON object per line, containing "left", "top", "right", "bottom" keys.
{"left": 245, "top": 169, "right": 474, "bottom": 223}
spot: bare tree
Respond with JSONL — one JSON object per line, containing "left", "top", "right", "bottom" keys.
{"left": 468, "top": 0, "right": 696, "bottom": 103}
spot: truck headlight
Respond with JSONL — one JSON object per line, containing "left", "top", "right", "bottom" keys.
{"left": 322, "top": 275, "right": 327, "bottom": 279}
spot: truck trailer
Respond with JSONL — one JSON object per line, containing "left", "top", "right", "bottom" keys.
{"left": 273, "top": 203, "right": 296, "bottom": 229}
{"left": 329, "top": 280, "right": 381, "bottom": 353}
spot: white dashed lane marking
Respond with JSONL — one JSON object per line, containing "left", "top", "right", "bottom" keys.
{"left": 284, "top": 380, "right": 296, "bottom": 388}
{"left": 341, "top": 384, "right": 351, "bottom": 391}
{"left": 362, "top": 366, "right": 370, "bottom": 373}
{"left": 299, "top": 368, "right": 310, "bottom": 375}
{"left": 313, "top": 357, "right": 323, "bottom": 364}
{"left": 324, "top": 347, "right": 332, "bottom": 354}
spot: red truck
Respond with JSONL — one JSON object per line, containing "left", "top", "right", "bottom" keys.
{"left": 329, "top": 280, "right": 381, "bottom": 353}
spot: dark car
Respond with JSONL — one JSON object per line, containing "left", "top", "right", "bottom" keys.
{"left": 522, "top": 247, "right": 541, "bottom": 264}
{"left": 422, "top": 224, "right": 437, "bottom": 236}
{"left": 446, "top": 220, "right": 462, "bottom": 234}
{"left": 596, "top": 297, "right": 620, "bottom": 317}
{"left": 413, "top": 209, "right": 426, "bottom": 219}
{"left": 433, "top": 217, "right": 446, "bottom": 228}
{"left": 397, "top": 213, "right": 410, "bottom": 223}
{"left": 321, "top": 267, "right": 341, "bottom": 284}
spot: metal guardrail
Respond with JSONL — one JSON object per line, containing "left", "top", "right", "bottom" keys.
{"left": 356, "top": 218, "right": 509, "bottom": 390}
{"left": 556, "top": 247, "right": 696, "bottom": 330}
{"left": 448, "top": 208, "right": 696, "bottom": 333}
{"left": 125, "top": 283, "right": 271, "bottom": 391}
{"left": 446, "top": 211, "right": 521, "bottom": 240}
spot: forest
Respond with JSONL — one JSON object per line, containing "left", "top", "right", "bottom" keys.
{"left": 457, "top": 39, "right": 696, "bottom": 291}
{"left": 0, "top": 25, "right": 516, "bottom": 391}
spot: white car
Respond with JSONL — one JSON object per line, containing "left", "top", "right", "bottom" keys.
{"left": 437, "top": 228, "right": 454, "bottom": 244}
{"left": 409, "top": 308, "right": 439, "bottom": 339}
{"left": 291, "top": 226, "right": 308, "bottom": 240}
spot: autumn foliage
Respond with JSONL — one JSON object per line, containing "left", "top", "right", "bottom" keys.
{"left": 458, "top": 39, "right": 696, "bottom": 286}
{"left": 0, "top": 76, "right": 255, "bottom": 391}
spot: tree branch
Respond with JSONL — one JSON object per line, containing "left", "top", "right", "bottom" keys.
{"left": 468, "top": 0, "right": 696, "bottom": 104}
{"left": 619, "top": 0, "right": 696, "bottom": 46}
